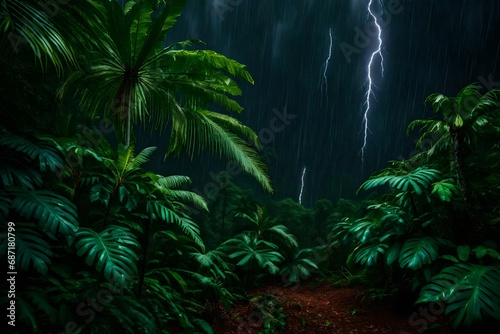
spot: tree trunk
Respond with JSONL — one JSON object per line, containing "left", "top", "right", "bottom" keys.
{"left": 126, "top": 100, "right": 131, "bottom": 148}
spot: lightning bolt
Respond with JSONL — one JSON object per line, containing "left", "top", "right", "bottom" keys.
{"left": 323, "top": 28, "right": 333, "bottom": 104}
{"left": 361, "top": 0, "right": 384, "bottom": 165}
{"left": 298, "top": 167, "right": 307, "bottom": 205}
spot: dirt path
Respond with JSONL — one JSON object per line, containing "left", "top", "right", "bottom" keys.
{"left": 211, "top": 282, "right": 451, "bottom": 334}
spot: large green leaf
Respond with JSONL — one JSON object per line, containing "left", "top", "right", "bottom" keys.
{"left": 359, "top": 167, "right": 440, "bottom": 196}
{"left": 0, "top": 132, "right": 65, "bottom": 172}
{"left": 0, "top": 222, "right": 52, "bottom": 275}
{"left": 431, "top": 179, "right": 459, "bottom": 202}
{"left": 398, "top": 236, "right": 441, "bottom": 270}
{"left": 347, "top": 219, "right": 379, "bottom": 243}
{"left": 386, "top": 242, "right": 402, "bottom": 266}
{"left": 11, "top": 188, "right": 78, "bottom": 235}
{"left": 0, "top": 157, "right": 42, "bottom": 190}
{"left": 351, "top": 242, "right": 388, "bottom": 267}
{"left": 74, "top": 226, "right": 139, "bottom": 284}
{"left": 417, "top": 263, "right": 500, "bottom": 329}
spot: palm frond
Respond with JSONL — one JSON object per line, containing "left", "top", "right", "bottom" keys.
{"left": 154, "top": 175, "right": 192, "bottom": 189}
{"left": 167, "top": 109, "right": 272, "bottom": 192}
{"left": 152, "top": 175, "right": 208, "bottom": 211}
{"left": 147, "top": 201, "right": 204, "bottom": 250}
{"left": 0, "top": 0, "right": 76, "bottom": 73}
{"left": 135, "top": 0, "right": 188, "bottom": 66}
{"left": 131, "top": 146, "right": 157, "bottom": 168}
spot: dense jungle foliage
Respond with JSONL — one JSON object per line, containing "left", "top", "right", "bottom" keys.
{"left": 1, "top": 1, "right": 499, "bottom": 333}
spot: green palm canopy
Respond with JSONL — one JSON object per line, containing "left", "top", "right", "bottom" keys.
{"left": 58, "top": 0, "right": 272, "bottom": 192}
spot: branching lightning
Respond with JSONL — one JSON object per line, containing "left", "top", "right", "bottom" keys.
{"left": 298, "top": 167, "right": 307, "bottom": 205}
{"left": 361, "top": 0, "right": 384, "bottom": 164}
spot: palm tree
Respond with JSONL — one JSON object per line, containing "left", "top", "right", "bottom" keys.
{"left": 408, "top": 84, "right": 500, "bottom": 241}
{"left": 57, "top": 0, "right": 272, "bottom": 192}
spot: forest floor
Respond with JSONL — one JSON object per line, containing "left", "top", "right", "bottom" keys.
{"left": 209, "top": 281, "right": 451, "bottom": 334}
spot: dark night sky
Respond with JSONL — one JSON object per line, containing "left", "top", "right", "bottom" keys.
{"left": 140, "top": 0, "right": 500, "bottom": 206}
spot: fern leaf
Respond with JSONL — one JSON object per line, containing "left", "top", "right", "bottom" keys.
{"left": 131, "top": 146, "right": 157, "bottom": 168}
{"left": 147, "top": 201, "right": 204, "bottom": 250}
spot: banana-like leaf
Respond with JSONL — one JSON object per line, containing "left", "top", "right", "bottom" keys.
{"left": 74, "top": 226, "right": 139, "bottom": 285}
{"left": 10, "top": 188, "right": 78, "bottom": 235}
{"left": 417, "top": 263, "right": 500, "bottom": 329}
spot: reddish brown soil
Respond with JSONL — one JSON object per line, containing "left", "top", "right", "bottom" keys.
{"left": 211, "top": 282, "right": 451, "bottom": 334}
